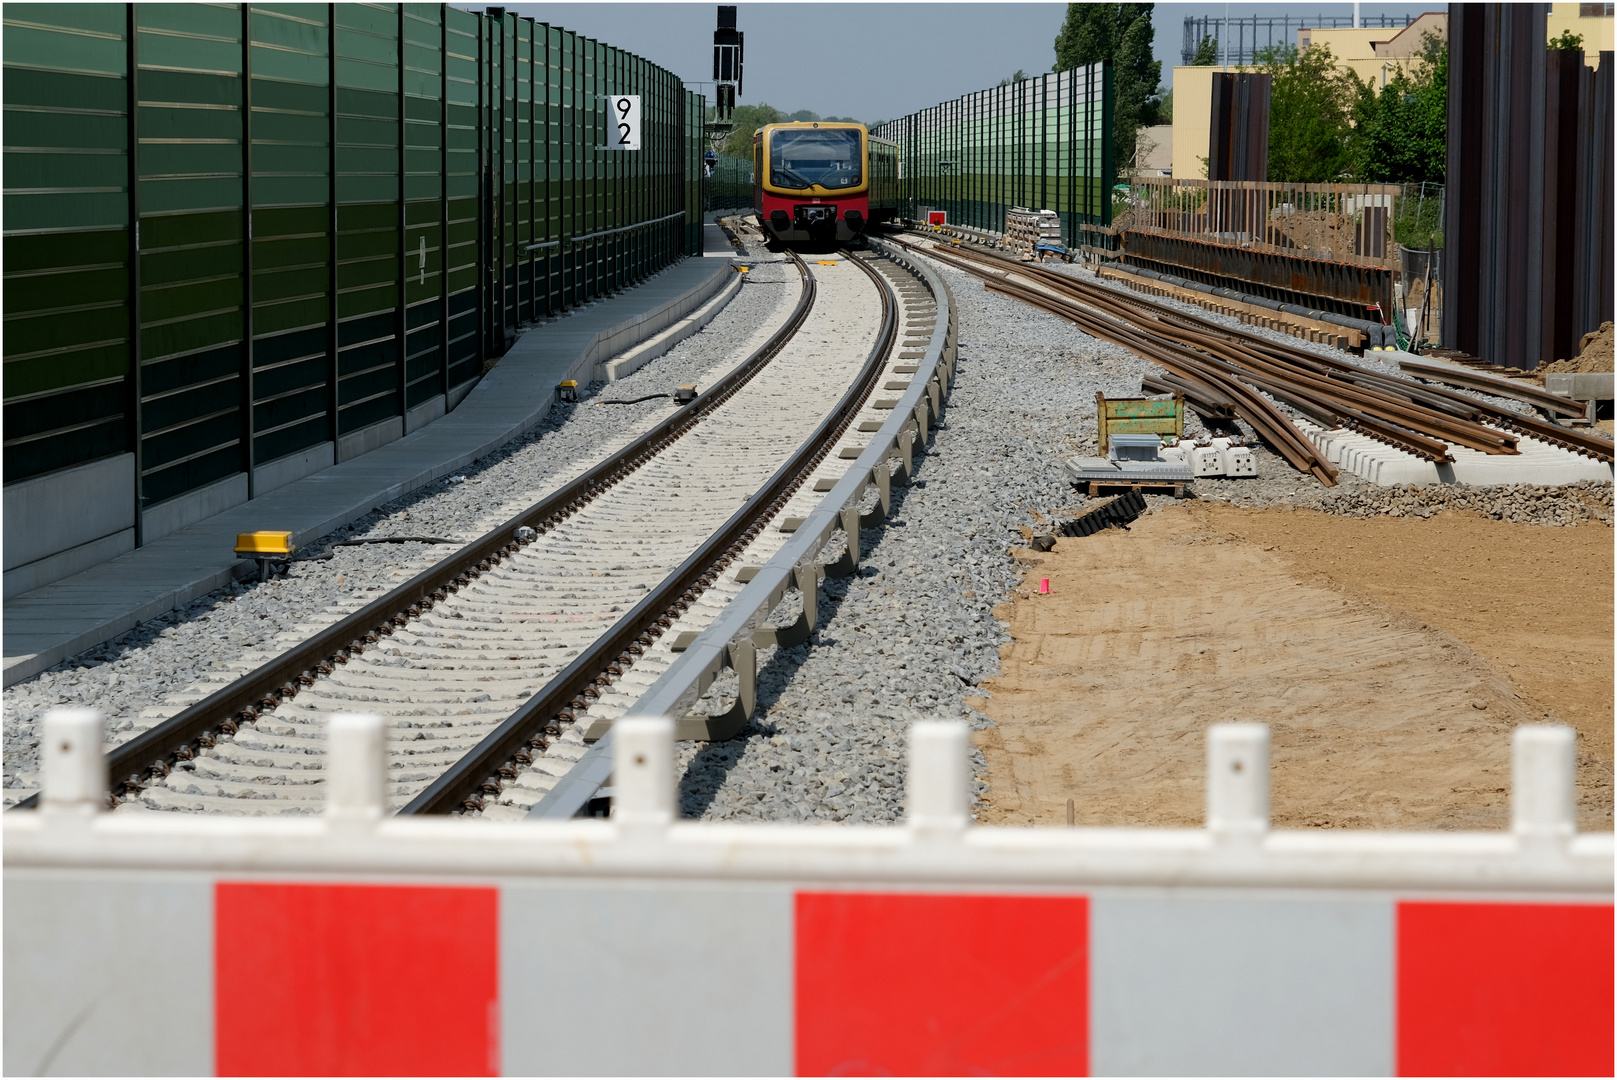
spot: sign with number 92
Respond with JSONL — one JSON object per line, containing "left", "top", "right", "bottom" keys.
{"left": 606, "top": 95, "right": 641, "bottom": 150}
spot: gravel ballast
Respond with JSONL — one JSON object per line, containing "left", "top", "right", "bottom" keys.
{"left": 672, "top": 245, "right": 1614, "bottom": 824}
{"left": 2, "top": 243, "right": 797, "bottom": 803}
{"left": 7, "top": 232, "right": 1610, "bottom": 817}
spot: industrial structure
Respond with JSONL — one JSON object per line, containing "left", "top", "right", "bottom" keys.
{"left": 1444, "top": 3, "right": 1614, "bottom": 367}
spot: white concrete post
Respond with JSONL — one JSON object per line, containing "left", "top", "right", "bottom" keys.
{"left": 908, "top": 720, "right": 969, "bottom": 834}
{"left": 1206, "top": 723, "right": 1269, "bottom": 838}
{"left": 1512, "top": 725, "right": 1576, "bottom": 842}
{"left": 41, "top": 708, "right": 106, "bottom": 814}
{"left": 614, "top": 716, "right": 674, "bottom": 828}
{"left": 326, "top": 713, "right": 386, "bottom": 824}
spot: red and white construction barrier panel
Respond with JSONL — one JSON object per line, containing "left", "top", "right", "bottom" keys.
{"left": 5, "top": 713, "right": 1611, "bottom": 1077}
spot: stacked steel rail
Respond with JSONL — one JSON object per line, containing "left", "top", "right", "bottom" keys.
{"left": 915, "top": 241, "right": 1614, "bottom": 477}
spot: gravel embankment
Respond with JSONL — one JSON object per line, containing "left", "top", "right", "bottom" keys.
{"left": 672, "top": 247, "right": 1614, "bottom": 824}
{"left": 2, "top": 242, "right": 795, "bottom": 803}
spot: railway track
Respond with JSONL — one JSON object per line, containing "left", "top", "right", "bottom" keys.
{"left": 17, "top": 240, "right": 944, "bottom": 818}
{"left": 916, "top": 240, "right": 1614, "bottom": 475}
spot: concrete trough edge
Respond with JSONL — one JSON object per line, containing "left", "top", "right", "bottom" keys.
{"left": 529, "top": 240, "right": 954, "bottom": 818}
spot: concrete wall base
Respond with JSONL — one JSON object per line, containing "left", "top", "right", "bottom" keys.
{"left": 337, "top": 417, "right": 404, "bottom": 463}
{"left": 406, "top": 393, "right": 446, "bottom": 433}
{"left": 141, "top": 473, "right": 249, "bottom": 546}
{"left": 253, "top": 443, "right": 335, "bottom": 499}
{"left": 572, "top": 258, "right": 738, "bottom": 385}
{"left": 3, "top": 453, "right": 135, "bottom": 574}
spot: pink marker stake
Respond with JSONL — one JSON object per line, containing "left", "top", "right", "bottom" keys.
{"left": 1039, "top": 577, "right": 1050, "bottom": 594}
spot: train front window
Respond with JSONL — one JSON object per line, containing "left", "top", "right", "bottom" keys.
{"left": 770, "top": 128, "right": 862, "bottom": 190}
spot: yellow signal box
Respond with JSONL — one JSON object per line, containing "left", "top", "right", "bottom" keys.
{"left": 234, "top": 531, "right": 294, "bottom": 556}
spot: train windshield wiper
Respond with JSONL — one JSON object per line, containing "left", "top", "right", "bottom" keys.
{"left": 771, "top": 166, "right": 813, "bottom": 189}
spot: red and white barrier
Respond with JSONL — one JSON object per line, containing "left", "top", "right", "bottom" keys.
{"left": 5, "top": 713, "right": 1611, "bottom": 1076}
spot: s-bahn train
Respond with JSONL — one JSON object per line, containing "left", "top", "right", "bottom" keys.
{"left": 753, "top": 122, "right": 899, "bottom": 247}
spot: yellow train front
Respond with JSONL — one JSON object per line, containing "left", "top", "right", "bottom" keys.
{"left": 753, "top": 122, "right": 898, "bottom": 247}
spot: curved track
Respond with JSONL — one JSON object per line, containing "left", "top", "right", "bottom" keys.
{"left": 79, "top": 244, "right": 937, "bottom": 817}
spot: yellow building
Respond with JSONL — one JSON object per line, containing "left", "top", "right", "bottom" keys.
{"left": 1547, "top": 2, "right": 1616, "bottom": 56}
{"left": 1168, "top": 65, "right": 1219, "bottom": 180}
{"left": 1165, "top": 6, "right": 1612, "bottom": 178}
{"left": 1299, "top": 12, "right": 1448, "bottom": 87}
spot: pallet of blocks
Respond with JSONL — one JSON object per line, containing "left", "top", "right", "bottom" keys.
{"left": 1004, "top": 207, "right": 1064, "bottom": 260}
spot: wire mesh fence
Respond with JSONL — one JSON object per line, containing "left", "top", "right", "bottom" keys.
{"left": 705, "top": 155, "right": 752, "bottom": 211}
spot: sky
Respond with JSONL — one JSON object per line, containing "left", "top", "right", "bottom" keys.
{"left": 502, "top": 3, "right": 1443, "bottom": 123}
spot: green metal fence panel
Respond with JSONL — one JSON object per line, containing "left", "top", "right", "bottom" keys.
{"left": 332, "top": 2, "right": 402, "bottom": 439}
{"left": 442, "top": 3, "right": 478, "bottom": 390}
{"left": 2, "top": 3, "right": 131, "bottom": 484}
{"left": 874, "top": 62, "right": 1114, "bottom": 241}
{"left": 248, "top": 4, "right": 333, "bottom": 468}
{"left": 134, "top": 3, "right": 248, "bottom": 507}
{"left": 5, "top": 2, "right": 707, "bottom": 547}
{"left": 402, "top": 3, "right": 445, "bottom": 411}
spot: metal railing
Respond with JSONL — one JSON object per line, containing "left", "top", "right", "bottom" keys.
{"left": 1117, "top": 178, "right": 1445, "bottom": 272}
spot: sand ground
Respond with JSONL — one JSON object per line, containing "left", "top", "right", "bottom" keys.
{"left": 972, "top": 502, "right": 1613, "bottom": 832}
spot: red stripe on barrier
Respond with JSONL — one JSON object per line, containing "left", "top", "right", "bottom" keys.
{"left": 795, "top": 892, "right": 1088, "bottom": 1077}
{"left": 215, "top": 882, "right": 499, "bottom": 1077}
{"left": 1396, "top": 900, "right": 1614, "bottom": 1077}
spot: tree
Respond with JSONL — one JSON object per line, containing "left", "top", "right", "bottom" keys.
{"left": 1252, "top": 42, "right": 1357, "bottom": 182}
{"left": 1052, "top": 4, "right": 1161, "bottom": 175}
{"left": 1158, "top": 88, "right": 1172, "bottom": 123}
{"left": 1549, "top": 29, "right": 1585, "bottom": 50}
{"left": 1348, "top": 31, "right": 1447, "bottom": 184}
{"left": 720, "top": 102, "right": 784, "bottom": 157}
{"left": 1191, "top": 33, "right": 1218, "bottom": 65}
{"left": 997, "top": 69, "right": 1031, "bottom": 87}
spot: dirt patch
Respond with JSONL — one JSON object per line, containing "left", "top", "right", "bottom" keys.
{"left": 973, "top": 502, "right": 1612, "bottom": 832}
{"left": 1536, "top": 320, "right": 1614, "bottom": 378}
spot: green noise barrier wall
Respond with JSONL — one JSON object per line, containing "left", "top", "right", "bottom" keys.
{"left": 873, "top": 62, "right": 1113, "bottom": 241}
{"left": 4, "top": 2, "right": 706, "bottom": 555}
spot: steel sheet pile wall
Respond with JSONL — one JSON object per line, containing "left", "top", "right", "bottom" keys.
{"left": 1443, "top": 3, "right": 1615, "bottom": 368}
{"left": 873, "top": 63, "right": 1113, "bottom": 239}
{"left": 3, "top": 3, "right": 702, "bottom": 588}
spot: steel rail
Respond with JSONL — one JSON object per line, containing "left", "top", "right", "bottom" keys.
{"left": 906, "top": 240, "right": 1337, "bottom": 481}
{"left": 938, "top": 241, "right": 1613, "bottom": 464}
{"left": 982, "top": 254, "right": 1519, "bottom": 457}
{"left": 10, "top": 251, "right": 817, "bottom": 814}
{"left": 1397, "top": 357, "right": 1591, "bottom": 418}
{"left": 1092, "top": 269, "right": 1614, "bottom": 461}
{"left": 529, "top": 237, "right": 951, "bottom": 819}
{"left": 976, "top": 275, "right": 1339, "bottom": 485}
{"left": 1002, "top": 270, "right": 1460, "bottom": 464}
{"left": 402, "top": 247, "right": 901, "bottom": 814}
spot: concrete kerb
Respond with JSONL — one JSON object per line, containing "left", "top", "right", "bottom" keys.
{"left": 599, "top": 261, "right": 745, "bottom": 383}
{"left": 2, "top": 258, "right": 737, "bottom": 689}
{"left": 540, "top": 240, "right": 957, "bottom": 818}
